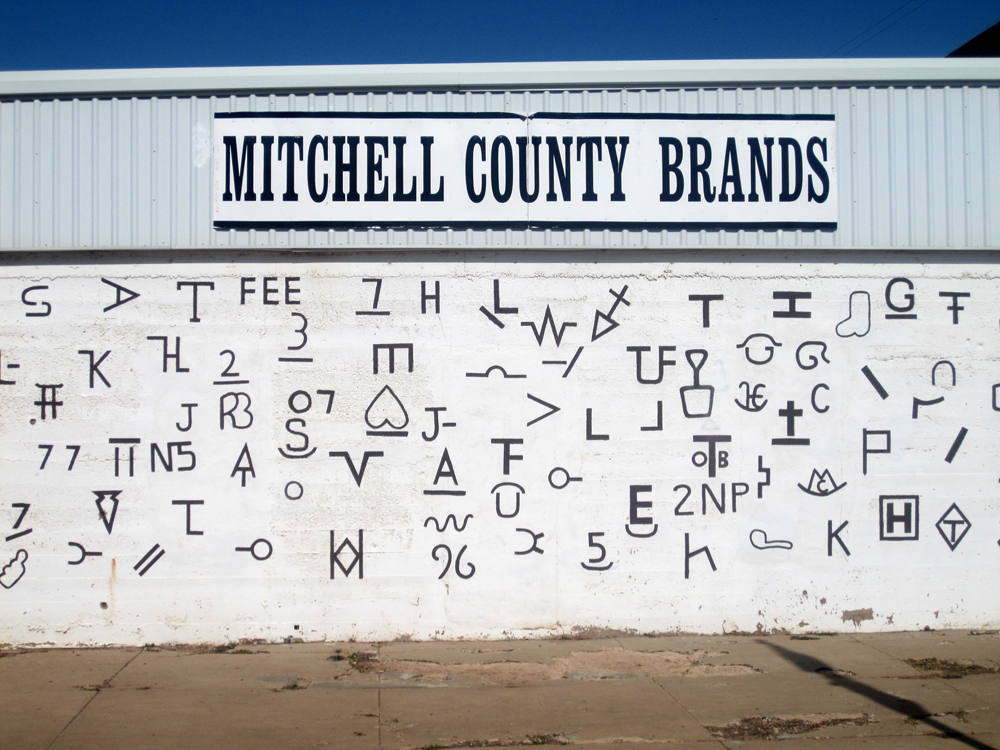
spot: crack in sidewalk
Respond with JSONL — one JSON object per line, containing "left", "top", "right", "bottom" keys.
{"left": 45, "top": 647, "right": 145, "bottom": 750}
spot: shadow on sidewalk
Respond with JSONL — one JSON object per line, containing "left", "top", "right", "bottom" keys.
{"left": 759, "top": 640, "right": 996, "bottom": 750}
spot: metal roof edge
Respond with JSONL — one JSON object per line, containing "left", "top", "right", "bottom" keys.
{"left": 1, "top": 59, "right": 999, "bottom": 98}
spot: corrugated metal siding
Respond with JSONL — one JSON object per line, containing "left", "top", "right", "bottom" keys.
{"left": 1, "top": 84, "right": 998, "bottom": 250}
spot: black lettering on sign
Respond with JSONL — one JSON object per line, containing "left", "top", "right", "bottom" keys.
{"left": 222, "top": 136, "right": 257, "bottom": 201}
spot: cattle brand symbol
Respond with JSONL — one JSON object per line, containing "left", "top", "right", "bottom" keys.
{"left": 879, "top": 496, "right": 918, "bottom": 541}
{"left": 935, "top": 503, "right": 970, "bottom": 551}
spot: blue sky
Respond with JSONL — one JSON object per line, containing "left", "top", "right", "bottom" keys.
{"left": 1, "top": 0, "right": 998, "bottom": 71}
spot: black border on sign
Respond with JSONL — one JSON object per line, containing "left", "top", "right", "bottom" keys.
{"left": 214, "top": 221, "right": 837, "bottom": 231}
{"left": 215, "top": 111, "right": 835, "bottom": 121}
{"left": 214, "top": 110, "right": 837, "bottom": 231}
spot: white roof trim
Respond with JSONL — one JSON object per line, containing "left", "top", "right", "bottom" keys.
{"left": 1, "top": 59, "right": 999, "bottom": 98}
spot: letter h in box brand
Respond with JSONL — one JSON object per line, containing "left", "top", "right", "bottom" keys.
{"left": 214, "top": 112, "right": 837, "bottom": 231}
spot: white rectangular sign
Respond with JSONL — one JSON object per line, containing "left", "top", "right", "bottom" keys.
{"left": 213, "top": 113, "right": 837, "bottom": 230}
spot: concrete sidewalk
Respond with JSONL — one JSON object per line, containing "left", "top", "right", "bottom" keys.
{"left": 3, "top": 630, "right": 1000, "bottom": 750}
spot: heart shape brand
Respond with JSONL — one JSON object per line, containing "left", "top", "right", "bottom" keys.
{"left": 365, "top": 385, "right": 410, "bottom": 432}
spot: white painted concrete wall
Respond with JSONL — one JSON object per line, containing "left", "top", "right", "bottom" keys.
{"left": 1, "top": 255, "right": 998, "bottom": 645}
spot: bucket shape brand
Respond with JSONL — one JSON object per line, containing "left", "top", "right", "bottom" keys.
{"left": 680, "top": 349, "right": 714, "bottom": 418}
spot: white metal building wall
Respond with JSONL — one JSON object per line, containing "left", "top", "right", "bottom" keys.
{"left": 0, "top": 61, "right": 998, "bottom": 251}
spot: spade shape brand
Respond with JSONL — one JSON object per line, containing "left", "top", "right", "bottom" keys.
{"left": 680, "top": 349, "right": 714, "bottom": 418}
